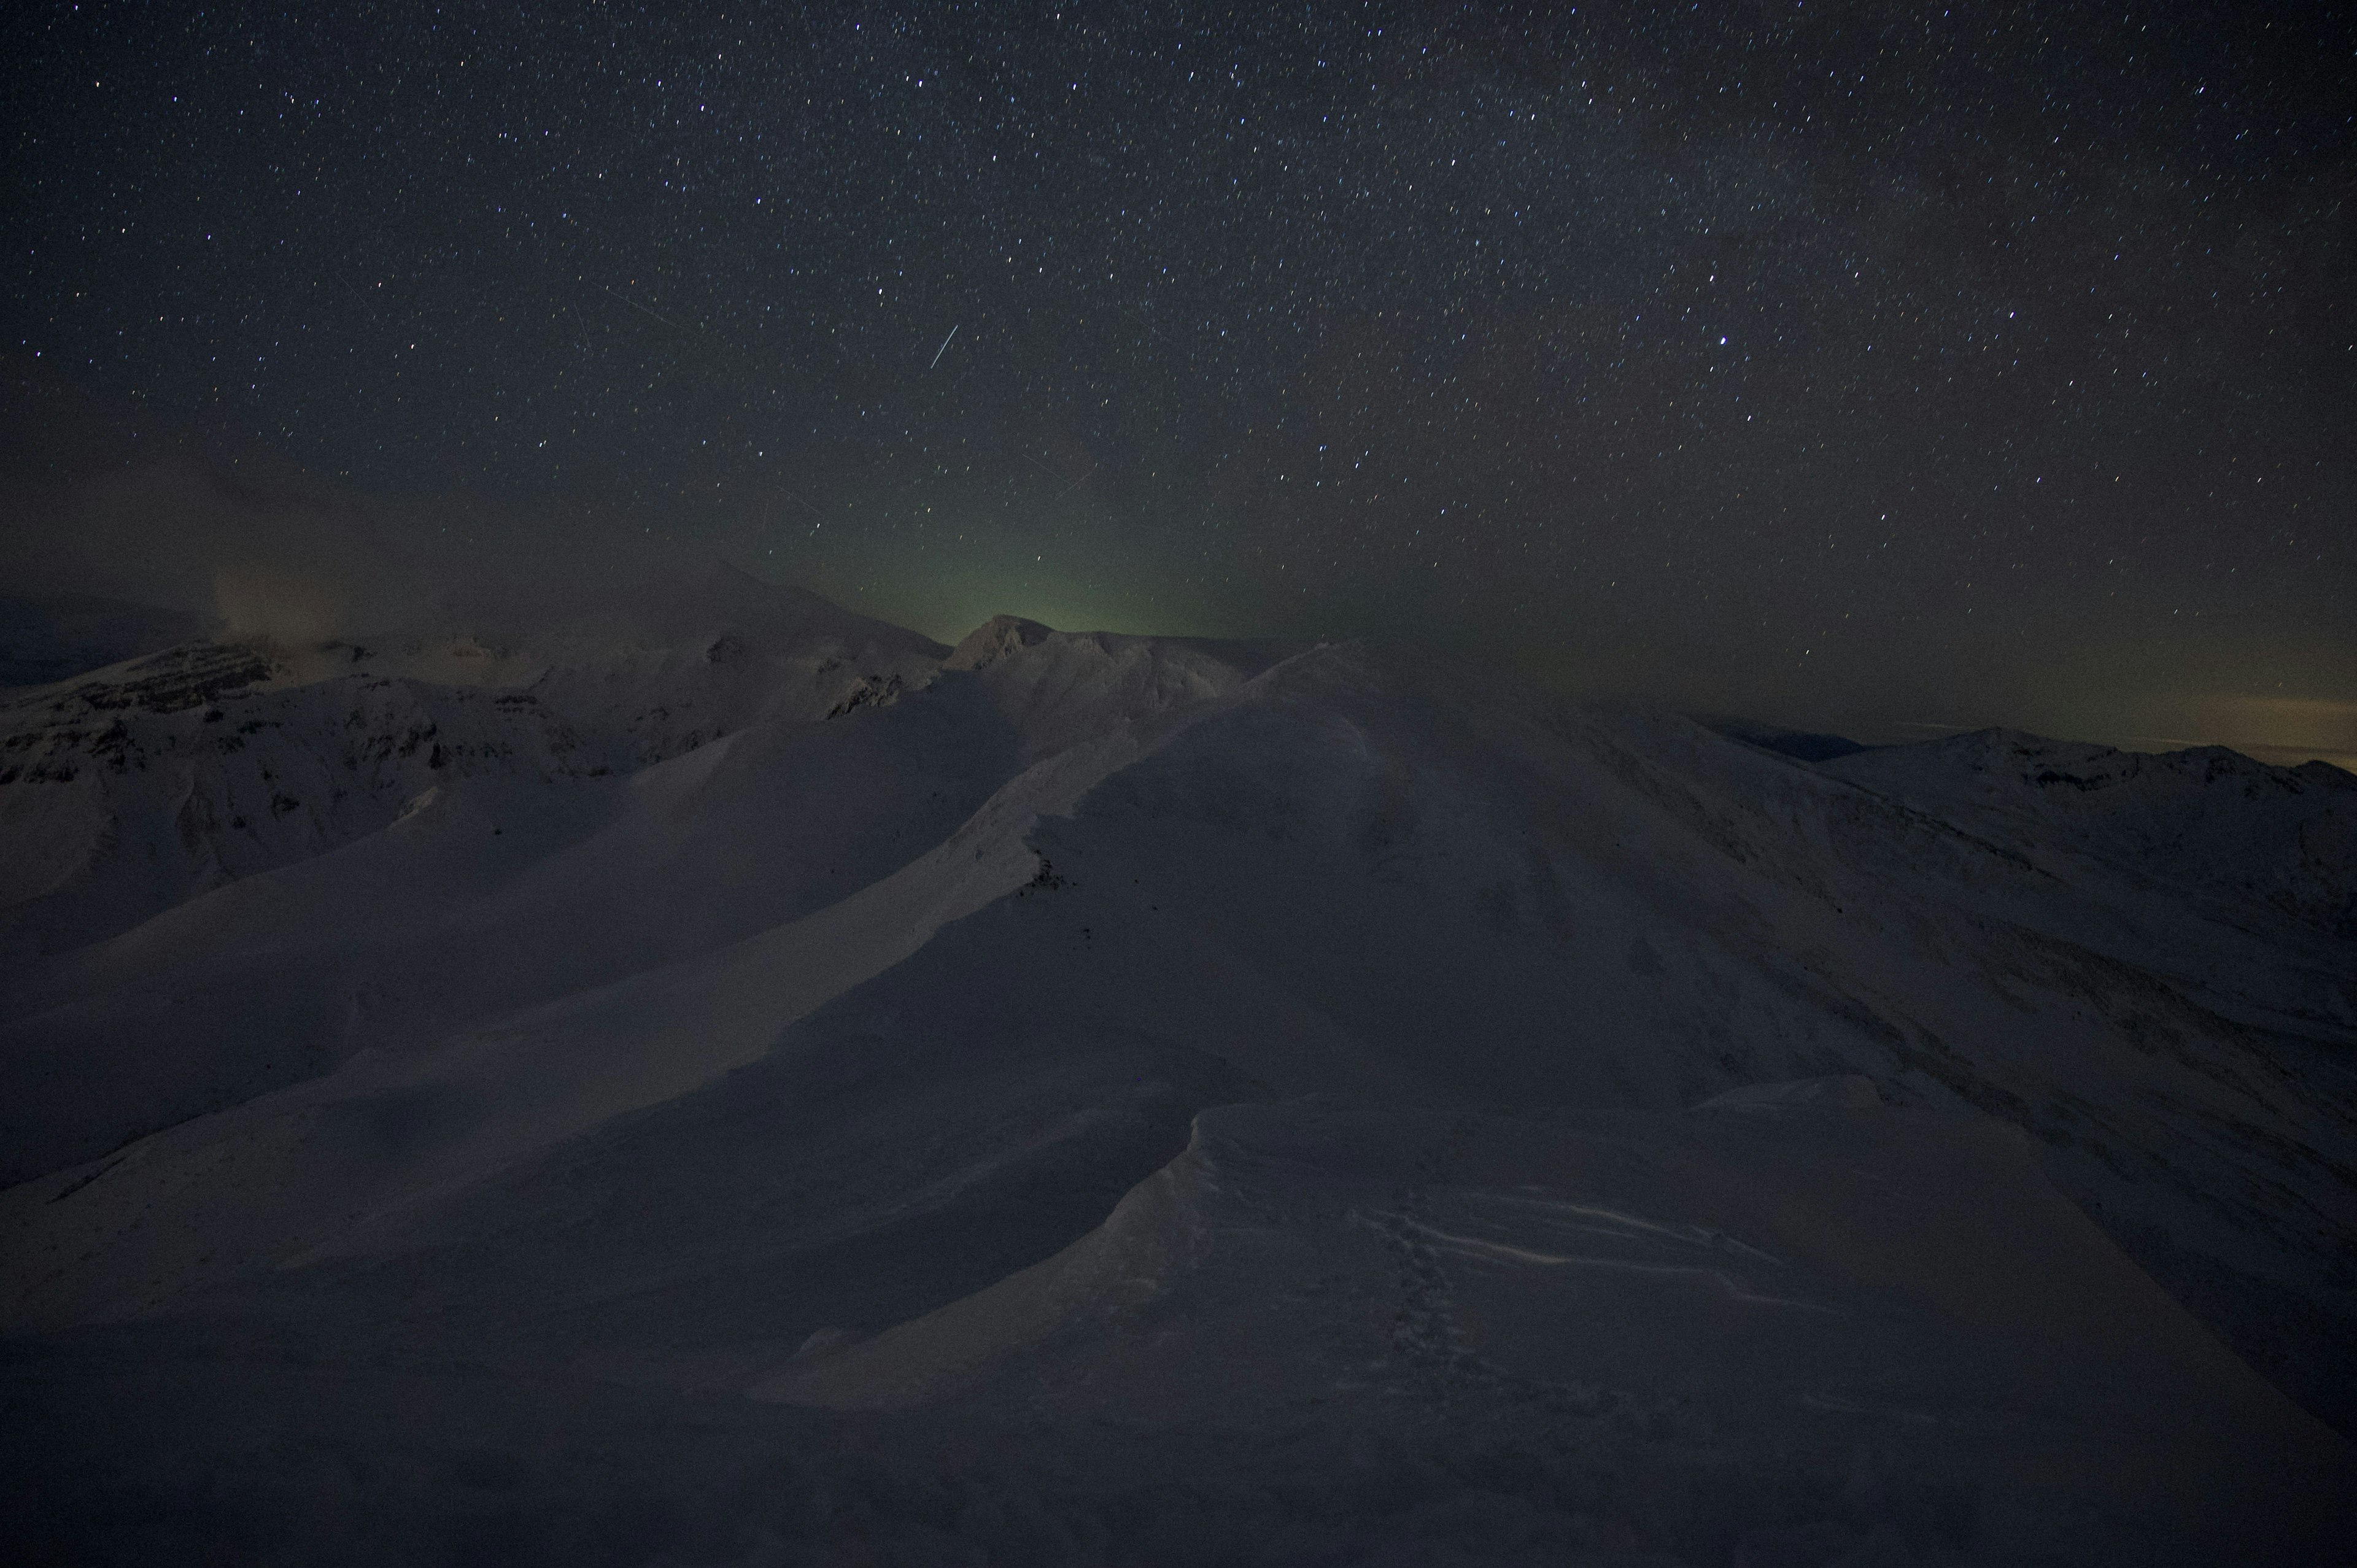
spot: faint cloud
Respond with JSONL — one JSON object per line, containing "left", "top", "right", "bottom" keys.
{"left": 212, "top": 566, "right": 350, "bottom": 648}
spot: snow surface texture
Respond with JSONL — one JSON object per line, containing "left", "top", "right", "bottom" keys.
{"left": 2, "top": 569, "right": 2352, "bottom": 1565}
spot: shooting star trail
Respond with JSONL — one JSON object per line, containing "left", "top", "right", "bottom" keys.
{"left": 1021, "top": 452, "right": 1097, "bottom": 497}
{"left": 929, "top": 323, "right": 961, "bottom": 369}
{"left": 598, "top": 284, "right": 679, "bottom": 329}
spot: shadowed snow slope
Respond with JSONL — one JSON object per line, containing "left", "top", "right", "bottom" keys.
{"left": 1823, "top": 728, "right": 2357, "bottom": 941}
{"left": 2, "top": 587, "right": 2353, "bottom": 1564}
{"left": 761, "top": 1092, "right": 2353, "bottom": 1566}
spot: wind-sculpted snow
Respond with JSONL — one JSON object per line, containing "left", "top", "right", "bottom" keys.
{"left": 2, "top": 584, "right": 2353, "bottom": 1564}
{"left": 760, "top": 1093, "right": 2353, "bottom": 1563}
{"left": 1003, "top": 655, "right": 2357, "bottom": 1431}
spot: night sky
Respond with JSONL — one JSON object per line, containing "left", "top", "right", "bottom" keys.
{"left": 6, "top": 2, "right": 2353, "bottom": 760}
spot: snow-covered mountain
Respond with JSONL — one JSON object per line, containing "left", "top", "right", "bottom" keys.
{"left": 0, "top": 563, "right": 945, "bottom": 960}
{"left": 1819, "top": 728, "right": 2357, "bottom": 941}
{"left": 2, "top": 574, "right": 2351, "bottom": 1564}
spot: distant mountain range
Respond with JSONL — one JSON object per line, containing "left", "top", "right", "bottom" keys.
{"left": 0, "top": 593, "right": 206, "bottom": 689}
{"left": 4, "top": 567, "right": 2351, "bottom": 1565}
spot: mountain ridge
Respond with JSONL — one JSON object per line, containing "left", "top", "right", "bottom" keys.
{"left": 3, "top": 574, "right": 2352, "bottom": 1562}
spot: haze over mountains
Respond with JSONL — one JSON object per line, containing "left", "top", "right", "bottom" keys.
{"left": 2, "top": 567, "right": 2352, "bottom": 1566}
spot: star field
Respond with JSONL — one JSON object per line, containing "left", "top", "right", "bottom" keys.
{"left": 7, "top": 1, "right": 2353, "bottom": 753}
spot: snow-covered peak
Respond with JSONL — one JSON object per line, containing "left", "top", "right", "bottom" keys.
{"left": 943, "top": 613, "right": 1056, "bottom": 671}
{"left": 949, "top": 619, "right": 1299, "bottom": 763}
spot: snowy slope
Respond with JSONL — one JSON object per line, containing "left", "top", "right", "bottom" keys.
{"left": 2, "top": 593, "right": 2353, "bottom": 1563}
{"left": 0, "top": 600, "right": 1288, "bottom": 1188}
{"left": 0, "top": 564, "right": 945, "bottom": 1159}
{"left": 1822, "top": 727, "right": 2357, "bottom": 940}
{"left": 762, "top": 1091, "right": 2353, "bottom": 1564}
{"left": 0, "top": 562, "right": 945, "bottom": 961}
